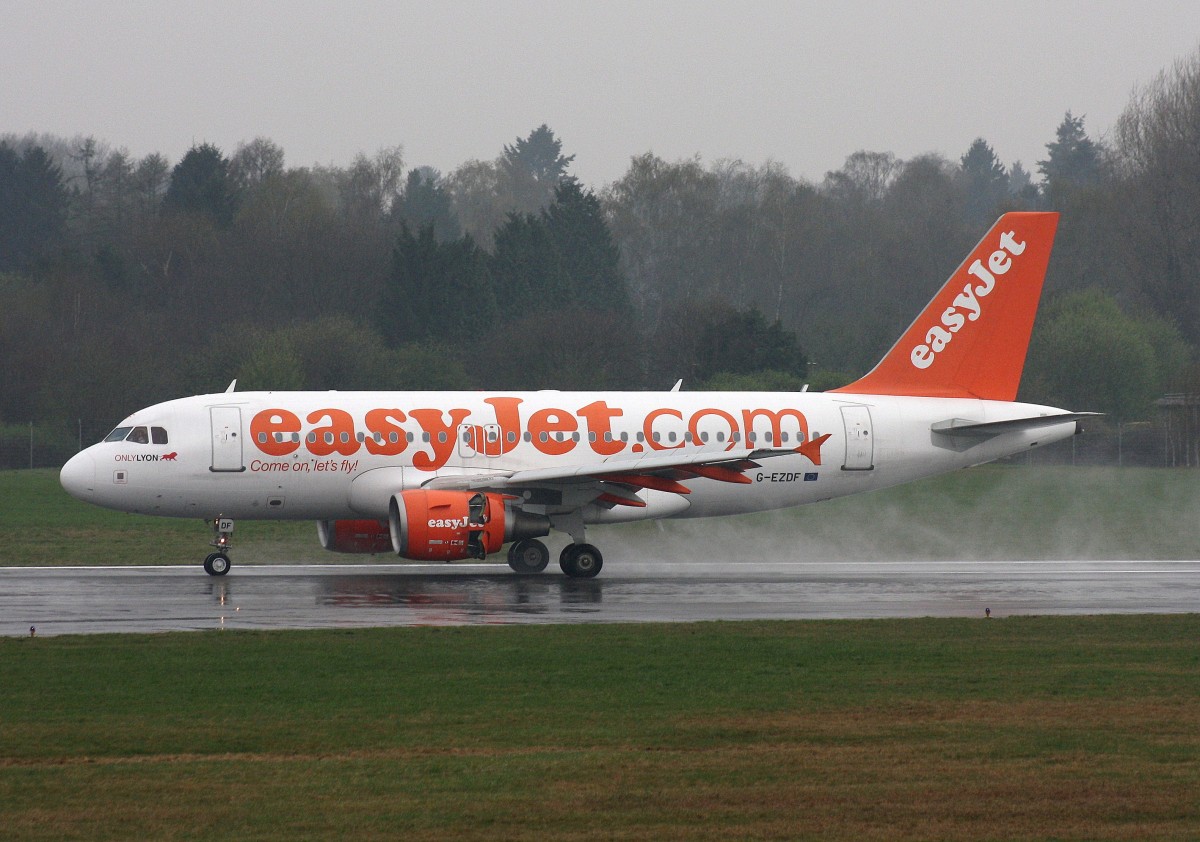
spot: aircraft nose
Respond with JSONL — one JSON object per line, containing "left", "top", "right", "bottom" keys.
{"left": 60, "top": 451, "right": 96, "bottom": 499}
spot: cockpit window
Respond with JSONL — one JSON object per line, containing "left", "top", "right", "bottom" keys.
{"left": 127, "top": 426, "right": 150, "bottom": 444}
{"left": 104, "top": 426, "right": 133, "bottom": 442}
{"left": 151, "top": 427, "right": 168, "bottom": 444}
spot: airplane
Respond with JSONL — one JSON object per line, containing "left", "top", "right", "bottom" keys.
{"left": 60, "top": 211, "right": 1091, "bottom": 578}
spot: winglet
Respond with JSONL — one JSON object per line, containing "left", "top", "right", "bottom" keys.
{"left": 831, "top": 212, "right": 1059, "bottom": 401}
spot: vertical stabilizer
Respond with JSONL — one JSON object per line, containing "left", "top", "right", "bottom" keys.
{"left": 831, "top": 212, "right": 1059, "bottom": 401}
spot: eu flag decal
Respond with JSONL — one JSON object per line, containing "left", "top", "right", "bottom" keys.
{"left": 804, "top": 473, "right": 818, "bottom": 482}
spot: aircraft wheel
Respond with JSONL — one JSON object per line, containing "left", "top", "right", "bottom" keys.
{"left": 204, "top": 552, "right": 231, "bottom": 576}
{"left": 559, "top": 543, "right": 603, "bottom": 579}
{"left": 508, "top": 539, "right": 549, "bottom": 574}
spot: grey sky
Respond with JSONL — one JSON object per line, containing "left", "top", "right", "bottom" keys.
{"left": 3, "top": 1, "right": 1199, "bottom": 187}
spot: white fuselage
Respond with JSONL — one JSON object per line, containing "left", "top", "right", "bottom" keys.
{"left": 60, "top": 390, "right": 1077, "bottom": 523}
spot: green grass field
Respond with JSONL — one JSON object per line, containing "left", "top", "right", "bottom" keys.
{"left": 3, "top": 464, "right": 1199, "bottom": 566}
{"left": 3, "top": 469, "right": 1200, "bottom": 838}
{"left": 1, "top": 616, "right": 1198, "bottom": 840}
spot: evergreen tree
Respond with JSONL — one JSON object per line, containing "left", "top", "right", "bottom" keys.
{"left": 393, "top": 168, "right": 461, "bottom": 242}
{"left": 500, "top": 124, "right": 574, "bottom": 214}
{"left": 380, "top": 224, "right": 496, "bottom": 345}
{"left": 959, "top": 138, "right": 1009, "bottom": 224}
{"left": 1038, "top": 112, "right": 1101, "bottom": 206}
{"left": 489, "top": 211, "right": 569, "bottom": 319}
{"left": 542, "top": 178, "right": 630, "bottom": 313}
{"left": 0, "top": 143, "right": 69, "bottom": 271}
{"left": 164, "top": 143, "right": 238, "bottom": 227}
{"left": 694, "top": 306, "right": 808, "bottom": 381}
{"left": 1007, "top": 161, "right": 1039, "bottom": 203}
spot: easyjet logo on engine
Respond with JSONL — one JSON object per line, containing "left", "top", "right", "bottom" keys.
{"left": 249, "top": 398, "right": 828, "bottom": 472}
{"left": 910, "top": 229, "right": 1027, "bottom": 370}
{"left": 428, "top": 517, "right": 470, "bottom": 529}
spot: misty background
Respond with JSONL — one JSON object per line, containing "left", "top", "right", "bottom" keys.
{"left": 4, "top": 10, "right": 1200, "bottom": 468}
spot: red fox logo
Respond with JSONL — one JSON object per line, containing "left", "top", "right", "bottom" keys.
{"left": 161, "top": 452, "right": 178, "bottom": 462}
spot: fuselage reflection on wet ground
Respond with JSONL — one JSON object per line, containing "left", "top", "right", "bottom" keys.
{"left": 1, "top": 560, "right": 1198, "bottom": 636}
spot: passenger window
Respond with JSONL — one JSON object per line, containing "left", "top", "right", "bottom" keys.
{"left": 151, "top": 427, "right": 168, "bottom": 444}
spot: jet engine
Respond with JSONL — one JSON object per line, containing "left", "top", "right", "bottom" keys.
{"left": 388, "top": 489, "right": 549, "bottom": 561}
{"left": 317, "top": 518, "right": 394, "bottom": 553}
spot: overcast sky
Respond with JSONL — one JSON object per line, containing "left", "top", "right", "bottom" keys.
{"left": 3, "top": 1, "right": 1199, "bottom": 187}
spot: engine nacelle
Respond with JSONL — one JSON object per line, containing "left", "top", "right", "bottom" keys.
{"left": 317, "top": 519, "right": 394, "bottom": 553}
{"left": 388, "top": 489, "right": 548, "bottom": 561}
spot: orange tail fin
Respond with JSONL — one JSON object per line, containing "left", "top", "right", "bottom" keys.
{"left": 831, "top": 212, "right": 1059, "bottom": 401}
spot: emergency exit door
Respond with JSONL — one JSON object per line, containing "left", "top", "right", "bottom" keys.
{"left": 840, "top": 405, "right": 874, "bottom": 471}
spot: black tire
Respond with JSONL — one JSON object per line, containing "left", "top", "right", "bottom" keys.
{"left": 204, "top": 552, "right": 231, "bottom": 576}
{"left": 559, "top": 543, "right": 603, "bottom": 579}
{"left": 508, "top": 539, "right": 550, "bottom": 574}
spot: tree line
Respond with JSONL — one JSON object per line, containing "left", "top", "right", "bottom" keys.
{"left": 6, "top": 50, "right": 1200, "bottom": 452}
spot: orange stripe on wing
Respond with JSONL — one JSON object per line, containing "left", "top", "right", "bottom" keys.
{"left": 596, "top": 473, "right": 692, "bottom": 494}
{"left": 597, "top": 491, "right": 648, "bottom": 508}
{"left": 679, "top": 464, "right": 752, "bottom": 484}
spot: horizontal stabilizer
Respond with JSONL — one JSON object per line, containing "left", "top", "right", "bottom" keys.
{"left": 931, "top": 413, "right": 1101, "bottom": 439}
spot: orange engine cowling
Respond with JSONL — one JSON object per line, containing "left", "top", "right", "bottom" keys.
{"left": 317, "top": 519, "right": 394, "bottom": 553}
{"left": 388, "top": 490, "right": 509, "bottom": 561}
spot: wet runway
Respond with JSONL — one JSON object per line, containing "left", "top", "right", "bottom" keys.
{"left": 2, "top": 560, "right": 1197, "bottom": 636}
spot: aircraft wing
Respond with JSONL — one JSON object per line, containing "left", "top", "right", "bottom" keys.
{"left": 422, "top": 436, "right": 831, "bottom": 509}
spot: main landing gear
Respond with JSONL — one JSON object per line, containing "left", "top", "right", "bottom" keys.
{"left": 505, "top": 538, "right": 604, "bottom": 578}
{"left": 559, "top": 543, "right": 603, "bottom": 578}
{"left": 507, "top": 539, "right": 550, "bottom": 574}
{"left": 204, "top": 517, "right": 234, "bottom": 576}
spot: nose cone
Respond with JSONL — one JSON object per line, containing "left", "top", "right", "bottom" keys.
{"left": 60, "top": 451, "right": 96, "bottom": 499}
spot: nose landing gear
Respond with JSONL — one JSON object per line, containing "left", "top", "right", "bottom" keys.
{"left": 204, "top": 517, "right": 234, "bottom": 576}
